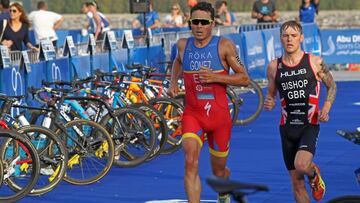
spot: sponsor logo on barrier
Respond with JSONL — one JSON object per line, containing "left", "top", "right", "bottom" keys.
{"left": 247, "top": 58, "right": 266, "bottom": 70}
{"left": 323, "top": 34, "right": 360, "bottom": 56}
{"left": 266, "top": 36, "right": 275, "bottom": 62}
{"left": 11, "top": 67, "right": 23, "bottom": 116}
{"left": 52, "top": 62, "right": 61, "bottom": 80}
{"left": 322, "top": 36, "right": 336, "bottom": 56}
{"left": 247, "top": 45, "right": 263, "bottom": 56}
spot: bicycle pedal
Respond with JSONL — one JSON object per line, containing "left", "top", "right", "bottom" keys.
{"left": 95, "top": 141, "right": 109, "bottom": 158}
{"left": 68, "top": 154, "right": 80, "bottom": 169}
{"left": 20, "top": 163, "right": 29, "bottom": 173}
{"left": 49, "top": 165, "right": 61, "bottom": 182}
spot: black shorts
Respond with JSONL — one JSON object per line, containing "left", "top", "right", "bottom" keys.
{"left": 279, "top": 124, "right": 320, "bottom": 170}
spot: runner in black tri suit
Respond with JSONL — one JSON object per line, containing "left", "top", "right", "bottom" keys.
{"left": 264, "top": 20, "right": 337, "bottom": 203}
{"left": 168, "top": 2, "right": 250, "bottom": 203}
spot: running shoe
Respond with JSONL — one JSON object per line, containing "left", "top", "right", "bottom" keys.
{"left": 309, "top": 164, "right": 326, "bottom": 201}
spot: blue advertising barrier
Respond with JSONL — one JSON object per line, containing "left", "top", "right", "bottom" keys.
{"left": 70, "top": 55, "right": 92, "bottom": 79}
{"left": 223, "top": 33, "right": 245, "bottom": 63}
{"left": 320, "top": 29, "right": 360, "bottom": 64}
{"left": 0, "top": 66, "right": 25, "bottom": 96}
{"left": 302, "top": 23, "right": 321, "bottom": 56}
{"left": 241, "top": 30, "right": 267, "bottom": 79}
{"left": 44, "top": 58, "right": 70, "bottom": 82}
{"left": 128, "top": 45, "right": 166, "bottom": 73}
{"left": 56, "top": 30, "right": 70, "bottom": 47}
{"left": 111, "top": 49, "right": 128, "bottom": 71}
{"left": 27, "top": 61, "right": 47, "bottom": 89}
{"left": 132, "top": 28, "right": 142, "bottom": 37}
{"left": 112, "top": 29, "right": 125, "bottom": 40}
{"left": 25, "top": 61, "right": 47, "bottom": 106}
{"left": 162, "top": 27, "right": 189, "bottom": 33}
{"left": 92, "top": 53, "right": 110, "bottom": 73}
{"left": 261, "top": 27, "right": 282, "bottom": 66}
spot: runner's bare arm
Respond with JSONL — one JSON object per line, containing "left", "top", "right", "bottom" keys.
{"left": 168, "top": 39, "right": 186, "bottom": 97}
{"left": 199, "top": 38, "right": 250, "bottom": 86}
{"left": 318, "top": 60, "right": 336, "bottom": 105}
{"left": 93, "top": 13, "right": 102, "bottom": 40}
{"left": 264, "top": 60, "right": 278, "bottom": 111}
{"left": 313, "top": 56, "right": 337, "bottom": 121}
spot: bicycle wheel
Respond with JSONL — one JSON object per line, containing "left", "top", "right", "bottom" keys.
{"left": 327, "top": 195, "right": 360, "bottom": 203}
{"left": 56, "top": 119, "right": 114, "bottom": 185}
{"left": 226, "top": 88, "right": 239, "bottom": 124}
{"left": 10, "top": 126, "right": 67, "bottom": 195}
{"left": 0, "top": 129, "right": 40, "bottom": 202}
{"left": 149, "top": 97, "right": 184, "bottom": 155}
{"left": 130, "top": 103, "right": 168, "bottom": 161}
{"left": 0, "top": 156, "right": 3, "bottom": 188}
{"left": 100, "top": 108, "right": 157, "bottom": 167}
{"left": 232, "top": 80, "right": 264, "bottom": 125}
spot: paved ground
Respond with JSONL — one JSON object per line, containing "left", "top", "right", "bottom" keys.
{"left": 17, "top": 80, "right": 360, "bottom": 203}
{"left": 332, "top": 70, "right": 360, "bottom": 81}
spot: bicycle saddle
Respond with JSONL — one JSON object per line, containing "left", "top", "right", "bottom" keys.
{"left": 206, "top": 176, "right": 269, "bottom": 194}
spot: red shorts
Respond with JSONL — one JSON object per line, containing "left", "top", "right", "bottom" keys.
{"left": 182, "top": 106, "right": 232, "bottom": 157}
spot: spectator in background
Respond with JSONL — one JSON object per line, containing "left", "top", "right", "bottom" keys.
{"left": 251, "top": 0, "right": 279, "bottom": 23}
{"left": 299, "top": 0, "right": 319, "bottom": 23}
{"left": 0, "top": 0, "right": 10, "bottom": 21}
{"left": 29, "top": 1, "right": 64, "bottom": 48}
{"left": 214, "top": 0, "right": 232, "bottom": 26}
{"left": 230, "top": 11, "right": 236, "bottom": 25}
{"left": 163, "top": 3, "right": 184, "bottom": 28}
{"left": 132, "top": 1, "right": 161, "bottom": 34}
{"left": 0, "top": 3, "right": 37, "bottom": 51}
{"left": 82, "top": 1, "right": 110, "bottom": 40}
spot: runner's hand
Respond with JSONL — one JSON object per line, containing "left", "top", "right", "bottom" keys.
{"left": 167, "top": 84, "right": 179, "bottom": 98}
{"left": 199, "top": 66, "right": 216, "bottom": 83}
{"left": 264, "top": 96, "right": 275, "bottom": 110}
{"left": 319, "top": 102, "right": 331, "bottom": 122}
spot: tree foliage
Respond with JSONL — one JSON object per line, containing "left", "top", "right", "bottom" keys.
{"left": 23, "top": 0, "right": 360, "bottom": 14}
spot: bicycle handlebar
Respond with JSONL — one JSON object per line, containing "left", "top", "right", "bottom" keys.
{"left": 125, "top": 64, "right": 158, "bottom": 74}
{"left": 42, "top": 80, "right": 73, "bottom": 87}
{"left": 0, "top": 94, "right": 25, "bottom": 102}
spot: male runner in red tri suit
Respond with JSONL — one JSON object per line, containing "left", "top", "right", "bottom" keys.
{"left": 168, "top": 2, "right": 250, "bottom": 203}
{"left": 264, "top": 20, "right": 337, "bottom": 203}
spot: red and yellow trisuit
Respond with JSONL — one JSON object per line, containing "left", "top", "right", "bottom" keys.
{"left": 182, "top": 36, "right": 232, "bottom": 157}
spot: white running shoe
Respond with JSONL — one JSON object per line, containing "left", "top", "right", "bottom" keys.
{"left": 40, "top": 165, "right": 55, "bottom": 176}
{"left": 217, "top": 194, "right": 231, "bottom": 203}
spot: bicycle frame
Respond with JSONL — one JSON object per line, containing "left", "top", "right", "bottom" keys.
{"left": 0, "top": 120, "right": 33, "bottom": 168}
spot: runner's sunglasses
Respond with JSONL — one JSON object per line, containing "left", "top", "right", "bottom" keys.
{"left": 189, "top": 18, "right": 213, "bottom": 25}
